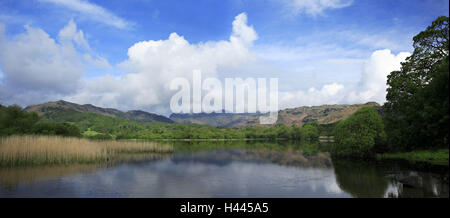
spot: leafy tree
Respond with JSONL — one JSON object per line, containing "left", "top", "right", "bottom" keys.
{"left": 384, "top": 16, "right": 449, "bottom": 150}
{"left": 301, "top": 122, "right": 319, "bottom": 142}
{"left": 291, "top": 124, "right": 302, "bottom": 140}
{"left": 276, "top": 124, "right": 292, "bottom": 139}
{"left": 0, "top": 105, "right": 39, "bottom": 135}
{"left": 332, "top": 107, "right": 386, "bottom": 159}
{"left": 32, "top": 122, "right": 81, "bottom": 137}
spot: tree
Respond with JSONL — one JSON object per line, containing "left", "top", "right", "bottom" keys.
{"left": 301, "top": 122, "right": 319, "bottom": 142}
{"left": 276, "top": 124, "right": 292, "bottom": 139}
{"left": 332, "top": 107, "right": 386, "bottom": 159}
{"left": 32, "top": 122, "right": 81, "bottom": 137}
{"left": 291, "top": 124, "right": 302, "bottom": 140}
{"left": 384, "top": 16, "right": 449, "bottom": 150}
{"left": 0, "top": 105, "right": 39, "bottom": 135}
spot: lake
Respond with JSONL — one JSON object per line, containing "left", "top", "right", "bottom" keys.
{"left": 0, "top": 141, "right": 448, "bottom": 198}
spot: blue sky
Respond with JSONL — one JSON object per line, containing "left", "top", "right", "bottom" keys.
{"left": 0, "top": 0, "right": 448, "bottom": 114}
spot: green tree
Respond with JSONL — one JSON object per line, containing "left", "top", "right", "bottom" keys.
{"left": 384, "top": 16, "right": 449, "bottom": 150}
{"left": 301, "top": 122, "right": 319, "bottom": 142}
{"left": 0, "top": 105, "right": 39, "bottom": 135}
{"left": 276, "top": 124, "right": 292, "bottom": 139}
{"left": 32, "top": 122, "right": 81, "bottom": 137}
{"left": 291, "top": 124, "right": 302, "bottom": 140}
{"left": 332, "top": 107, "right": 386, "bottom": 159}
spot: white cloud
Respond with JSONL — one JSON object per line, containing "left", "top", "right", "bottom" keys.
{"left": 283, "top": 0, "right": 354, "bottom": 16}
{"left": 279, "top": 83, "right": 345, "bottom": 108}
{"left": 231, "top": 13, "right": 258, "bottom": 45}
{"left": 0, "top": 20, "right": 110, "bottom": 106}
{"left": 38, "top": 0, "right": 132, "bottom": 29}
{"left": 347, "top": 49, "right": 410, "bottom": 104}
{"left": 0, "top": 12, "right": 410, "bottom": 115}
{"left": 278, "top": 49, "right": 410, "bottom": 108}
{"left": 66, "top": 13, "right": 260, "bottom": 114}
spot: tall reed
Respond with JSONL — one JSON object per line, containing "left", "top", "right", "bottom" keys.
{"left": 0, "top": 135, "right": 173, "bottom": 167}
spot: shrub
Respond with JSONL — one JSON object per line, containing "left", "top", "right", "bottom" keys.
{"left": 332, "top": 107, "right": 386, "bottom": 159}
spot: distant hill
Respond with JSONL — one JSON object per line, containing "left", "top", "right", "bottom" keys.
{"left": 170, "top": 102, "right": 381, "bottom": 128}
{"left": 25, "top": 100, "right": 174, "bottom": 124}
{"left": 24, "top": 100, "right": 380, "bottom": 129}
{"left": 170, "top": 112, "right": 262, "bottom": 128}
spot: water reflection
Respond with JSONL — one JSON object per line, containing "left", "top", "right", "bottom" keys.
{"left": 0, "top": 141, "right": 447, "bottom": 198}
{"left": 384, "top": 170, "right": 449, "bottom": 198}
{"left": 333, "top": 160, "right": 389, "bottom": 198}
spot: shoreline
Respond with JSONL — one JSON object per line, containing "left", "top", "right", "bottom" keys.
{"left": 376, "top": 149, "right": 449, "bottom": 169}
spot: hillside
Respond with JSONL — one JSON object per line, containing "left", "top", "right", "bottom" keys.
{"left": 171, "top": 102, "right": 380, "bottom": 128}
{"left": 170, "top": 112, "right": 262, "bottom": 128}
{"left": 25, "top": 100, "right": 173, "bottom": 124}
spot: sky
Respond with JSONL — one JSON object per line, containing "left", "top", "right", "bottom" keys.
{"left": 0, "top": 0, "right": 448, "bottom": 115}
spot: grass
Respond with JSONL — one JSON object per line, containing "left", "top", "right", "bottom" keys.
{"left": 0, "top": 135, "right": 173, "bottom": 167}
{"left": 82, "top": 130, "right": 102, "bottom": 137}
{"left": 376, "top": 148, "right": 449, "bottom": 166}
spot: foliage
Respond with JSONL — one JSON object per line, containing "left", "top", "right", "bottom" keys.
{"left": 0, "top": 105, "right": 82, "bottom": 137}
{"left": 384, "top": 16, "right": 449, "bottom": 151}
{"left": 1, "top": 104, "right": 325, "bottom": 141}
{"left": 32, "top": 122, "right": 81, "bottom": 137}
{"left": 38, "top": 109, "right": 326, "bottom": 141}
{"left": 332, "top": 107, "right": 386, "bottom": 159}
{"left": 301, "top": 122, "right": 320, "bottom": 142}
{"left": 318, "top": 122, "right": 338, "bottom": 136}
{"left": 0, "top": 105, "right": 39, "bottom": 136}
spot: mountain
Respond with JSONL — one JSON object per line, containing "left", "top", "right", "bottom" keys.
{"left": 25, "top": 100, "right": 174, "bottom": 124}
{"left": 24, "top": 100, "right": 380, "bottom": 129}
{"left": 170, "top": 102, "right": 380, "bottom": 128}
{"left": 170, "top": 112, "right": 262, "bottom": 128}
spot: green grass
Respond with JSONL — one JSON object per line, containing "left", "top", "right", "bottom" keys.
{"left": 376, "top": 148, "right": 449, "bottom": 166}
{"left": 83, "top": 130, "right": 101, "bottom": 136}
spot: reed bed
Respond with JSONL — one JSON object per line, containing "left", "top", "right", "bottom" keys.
{"left": 0, "top": 135, "right": 173, "bottom": 167}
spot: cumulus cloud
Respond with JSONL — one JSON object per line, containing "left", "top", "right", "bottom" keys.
{"left": 279, "top": 83, "right": 345, "bottom": 108}
{"left": 66, "top": 12, "right": 259, "bottom": 114}
{"left": 347, "top": 49, "right": 411, "bottom": 104}
{"left": 283, "top": 0, "right": 354, "bottom": 16}
{"left": 278, "top": 49, "right": 410, "bottom": 108}
{"left": 1, "top": 12, "right": 410, "bottom": 115}
{"left": 0, "top": 19, "right": 110, "bottom": 106}
{"left": 38, "top": 0, "right": 132, "bottom": 29}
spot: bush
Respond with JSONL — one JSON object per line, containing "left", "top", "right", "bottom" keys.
{"left": 332, "top": 107, "right": 386, "bottom": 159}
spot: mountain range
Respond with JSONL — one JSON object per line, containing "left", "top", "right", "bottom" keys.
{"left": 171, "top": 102, "right": 380, "bottom": 127}
{"left": 24, "top": 100, "right": 380, "bottom": 128}
{"left": 24, "top": 100, "right": 174, "bottom": 124}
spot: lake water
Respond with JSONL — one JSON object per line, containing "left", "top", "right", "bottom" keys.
{"left": 0, "top": 141, "right": 448, "bottom": 198}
